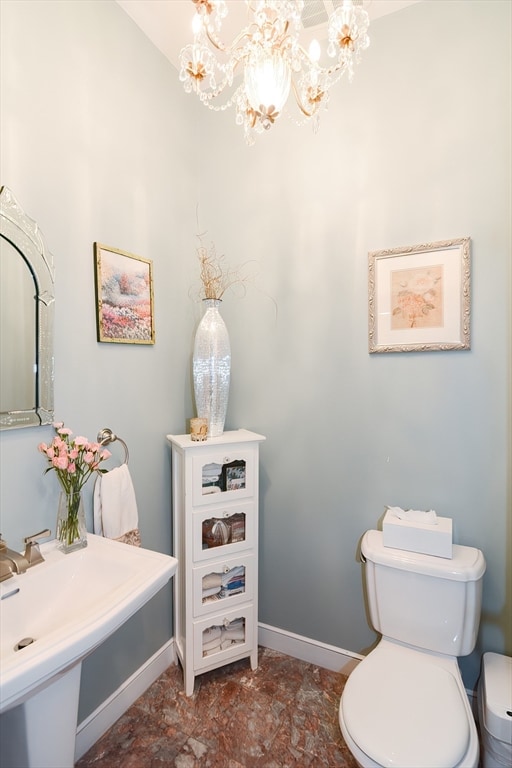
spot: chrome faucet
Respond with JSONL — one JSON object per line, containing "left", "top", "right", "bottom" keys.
{"left": 0, "top": 529, "right": 51, "bottom": 582}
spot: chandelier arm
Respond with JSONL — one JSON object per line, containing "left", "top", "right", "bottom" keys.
{"left": 275, "top": 19, "right": 290, "bottom": 47}
{"left": 204, "top": 22, "right": 260, "bottom": 55}
{"left": 203, "top": 11, "right": 292, "bottom": 56}
{"left": 290, "top": 76, "right": 315, "bottom": 119}
{"left": 294, "top": 41, "right": 346, "bottom": 80}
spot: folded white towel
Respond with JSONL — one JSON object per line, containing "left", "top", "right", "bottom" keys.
{"left": 202, "top": 626, "right": 222, "bottom": 653}
{"left": 202, "top": 626, "right": 221, "bottom": 644}
{"left": 202, "top": 572, "right": 222, "bottom": 590}
{"left": 203, "top": 637, "right": 222, "bottom": 653}
{"left": 386, "top": 506, "right": 437, "bottom": 525}
{"left": 202, "top": 586, "right": 222, "bottom": 598}
{"left": 221, "top": 637, "right": 243, "bottom": 650}
{"left": 94, "top": 464, "right": 140, "bottom": 543}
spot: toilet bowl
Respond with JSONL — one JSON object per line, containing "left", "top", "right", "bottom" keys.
{"left": 339, "top": 530, "right": 486, "bottom": 768}
{"left": 339, "top": 640, "right": 479, "bottom": 768}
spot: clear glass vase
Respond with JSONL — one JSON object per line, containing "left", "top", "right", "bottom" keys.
{"left": 56, "top": 490, "right": 88, "bottom": 553}
{"left": 193, "top": 299, "right": 231, "bottom": 438}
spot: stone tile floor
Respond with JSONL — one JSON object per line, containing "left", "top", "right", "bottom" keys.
{"left": 75, "top": 647, "right": 359, "bottom": 767}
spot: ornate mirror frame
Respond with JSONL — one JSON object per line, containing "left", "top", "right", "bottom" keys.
{"left": 0, "top": 186, "right": 55, "bottom": 429}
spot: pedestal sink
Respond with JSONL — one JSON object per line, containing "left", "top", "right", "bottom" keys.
{"left": 0, "top": 534, "right": 178, "bottom": 768}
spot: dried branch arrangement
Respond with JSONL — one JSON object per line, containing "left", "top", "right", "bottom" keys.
{"left": 196, "top": 235, "right": 252, "bottom": 301}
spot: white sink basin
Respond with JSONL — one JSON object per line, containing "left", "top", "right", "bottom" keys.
{"left": 0, "top": 534, "right": 177, "bottom": 714}
{"left": 0, "top": 534, "right": 177, "bottom": 768}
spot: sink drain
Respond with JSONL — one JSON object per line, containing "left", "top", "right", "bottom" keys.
{"left": 14, "top": 637, "right": 35, "bottom": 651}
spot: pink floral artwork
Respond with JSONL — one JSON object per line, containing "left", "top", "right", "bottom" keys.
{"left": 369, "top": 238, "right": 470, "bottom": 353}
{"left": 95, "top": 245, "right": 155, "bottom": 344}
{"left": 390, "top": 265, "right": 443, "bottom": 330}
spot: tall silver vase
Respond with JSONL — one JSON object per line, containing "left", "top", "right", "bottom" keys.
{"left": 193, "top": 299, "right": 231, "bottom": 438}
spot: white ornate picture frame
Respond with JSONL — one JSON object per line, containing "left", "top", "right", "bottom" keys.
{"left": 368, "top": 238, "right": 471, "bottom": 353}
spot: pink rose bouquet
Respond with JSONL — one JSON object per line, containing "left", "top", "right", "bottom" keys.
{"left": 38, "top": 422, "right": 111, "bottom": 495}
{"left": 38, "top": 423, "right": 111, "bottom": 546}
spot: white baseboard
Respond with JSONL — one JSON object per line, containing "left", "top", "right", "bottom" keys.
{"left": 258, "top": 622, "right": 363, "bottom": 674}
{"left": 74, "top": 639, "right": 176, "bottom": 762}
{"left": 258, "top": 624, "right": 479, "bottom": 704}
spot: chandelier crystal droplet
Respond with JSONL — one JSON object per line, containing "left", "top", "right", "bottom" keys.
{"left": 179, "top": 0, "right": 370, "bottom": 144}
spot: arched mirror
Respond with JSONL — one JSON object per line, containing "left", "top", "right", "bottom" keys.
{"left": 0, "top": 186, "right": 55, "bottom": 429}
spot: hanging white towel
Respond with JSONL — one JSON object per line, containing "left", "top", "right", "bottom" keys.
{"left": 94, "top": 464, "right": 141, "bottom": 546}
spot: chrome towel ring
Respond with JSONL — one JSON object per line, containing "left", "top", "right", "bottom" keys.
{"left": 97, "top": 427, "right": 129, "bottom": 465}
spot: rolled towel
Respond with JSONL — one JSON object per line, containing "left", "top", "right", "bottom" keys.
{"left": 222, "top": 618, "right": 245, "bottom": 642}
{"left": 226, "top": 618, "right": 244, "bottom": 630}
{"left": 386, "top": 506, "right": 437, "bottom": 525}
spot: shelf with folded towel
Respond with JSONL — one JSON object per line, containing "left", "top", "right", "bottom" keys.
{"left": 193, "top": 556, "right": 255, "bottom": 617}
{"left": 201, "top": 617, "right": 245, "bottom": 657}
{"left": 193, "top": 607, "right": 255, "bottom": 670}
{"left": 202, "top": 564, "right": 245, "bottom": 602}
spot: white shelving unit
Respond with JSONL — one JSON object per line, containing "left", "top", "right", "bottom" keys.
{"left": 166, "top": 429, "right": 265, "bottom": 696}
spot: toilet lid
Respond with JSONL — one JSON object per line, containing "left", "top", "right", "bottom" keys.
{"left": 342, "top": 645, "right": 470, "bottom": 768}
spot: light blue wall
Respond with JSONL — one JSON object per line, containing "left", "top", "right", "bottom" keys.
{"left": 196, "top": 0, "right": 512, "bottom": 688}
{"left": 0, "top": 0, "right": 510, "bottom": 723}
{"left": 0, "top": 0, "right": 199, "bottom": 719}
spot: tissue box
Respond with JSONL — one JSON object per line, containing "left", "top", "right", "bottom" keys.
{"left": 382, "top": 510, "right": 453, "bottom": 558}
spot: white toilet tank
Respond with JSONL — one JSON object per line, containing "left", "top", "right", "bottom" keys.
{"left": 362, "top": 530, "right": 486, "bottom": 656}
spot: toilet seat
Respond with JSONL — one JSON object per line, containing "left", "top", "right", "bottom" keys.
{"left": 341, "top": 642, "right": 471, "bottom": 768}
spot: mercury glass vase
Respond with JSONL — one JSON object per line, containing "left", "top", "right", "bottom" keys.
{"left": 56, "top": 490, "right": 88, "bottom": 553}
{"left": 193, "top": 298, "right": 231, "bottom": 438}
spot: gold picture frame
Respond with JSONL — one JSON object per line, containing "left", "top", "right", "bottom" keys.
{"left": 94, "top": 243, "right": 155, "bottom": 344}
{"left": 368, "top": 238, "right": 470, "bottom": 353}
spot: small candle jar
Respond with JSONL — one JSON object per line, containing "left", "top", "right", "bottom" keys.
{"left": 190, "top": 417, "right": 208, "bottom": 441}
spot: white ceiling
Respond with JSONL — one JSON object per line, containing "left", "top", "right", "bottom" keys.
{"left": 116, "top": 0, "right": 421, "bottom": 70}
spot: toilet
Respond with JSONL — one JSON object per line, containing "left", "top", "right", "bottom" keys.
{"left": 339, "top": 529, "right": 486, "bottom": 768}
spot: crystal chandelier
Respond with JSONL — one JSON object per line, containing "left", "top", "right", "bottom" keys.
{"left": 179, "top": 0, "right": 370, "bottom": 144}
